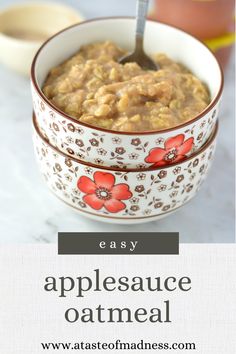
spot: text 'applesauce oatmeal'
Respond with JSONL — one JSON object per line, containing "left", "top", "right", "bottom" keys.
{"left": 43, "top": 41, "right": 210, "bottom": 132}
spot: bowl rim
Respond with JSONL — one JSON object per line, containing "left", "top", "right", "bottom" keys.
{"left": 31, "top": 16, "right": 223, "bottom": 136}
{"left": 33, "top": 113, "right": 218, "bottom": 173}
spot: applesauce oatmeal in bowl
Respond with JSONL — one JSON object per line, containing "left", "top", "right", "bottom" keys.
{"left": 32, "top": 18, "right": 222, "bottom": 169}
{"left": 42, "top": 41, "right": 210, "bottom": 132}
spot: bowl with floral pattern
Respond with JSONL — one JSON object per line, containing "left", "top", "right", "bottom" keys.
{"left": 31, "top": 18, "right": 223, "bottom": 170}
{"left": 33, "top": 113, "right": 218, "bottom": 224}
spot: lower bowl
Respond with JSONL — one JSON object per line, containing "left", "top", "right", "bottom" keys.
{"left": 33, "top": 117, "right": 218, "bottom": 224}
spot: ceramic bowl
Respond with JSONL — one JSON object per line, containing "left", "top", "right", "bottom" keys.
{"left": 0, "top": 2, "right": 83, "bottom": 75}
{"left": 31, "top": 18, "right": 223, "bottom": 170}
{"left": 33, "top": 113, "right": 218, "bottom": 225}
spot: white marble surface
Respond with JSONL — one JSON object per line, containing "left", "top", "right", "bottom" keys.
{"left": 0, "top": 0, "right": 235, "bottom": 243}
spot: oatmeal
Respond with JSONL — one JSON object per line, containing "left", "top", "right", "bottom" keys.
{"left": 43, "top": 41, "right": 210, "bottom": 132}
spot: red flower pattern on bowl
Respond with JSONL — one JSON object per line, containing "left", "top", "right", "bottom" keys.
{"left": 77, "top": 171, "right": 132, "bottom": 213}
{"left": 32, "top": 114, "right": 218, "bottom": 223}
{"left": 145, "top": 134, "right": 194, "bottom": 167}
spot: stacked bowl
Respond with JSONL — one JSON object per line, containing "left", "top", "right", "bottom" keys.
{"left": 31, "top": 18, "right": 223, "bottom": 224}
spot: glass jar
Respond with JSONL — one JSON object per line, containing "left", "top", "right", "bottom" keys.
{"left": 152, "top": 0, "right": 235, "bottom": 68}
